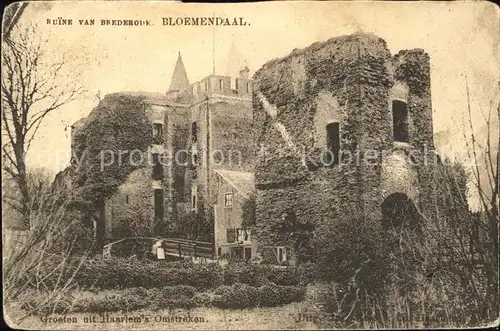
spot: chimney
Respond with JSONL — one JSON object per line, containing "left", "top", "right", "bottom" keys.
{"left": 239, "top": 66, "right": 250, "bottom": 79}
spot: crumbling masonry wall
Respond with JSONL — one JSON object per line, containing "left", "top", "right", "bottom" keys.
{"left": 252, "top": 32, "right": 435, "bottom": 262}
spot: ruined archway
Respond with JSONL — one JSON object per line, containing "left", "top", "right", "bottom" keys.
{"left": 381, "top": 192, "right": 420, "bottom": 230}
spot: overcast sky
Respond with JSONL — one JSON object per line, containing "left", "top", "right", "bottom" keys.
{"left": 13, "top": 1, "right": 499, "bottom": 176}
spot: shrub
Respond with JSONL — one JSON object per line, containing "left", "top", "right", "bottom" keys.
{"left": 192, "top": 292, "right": 213, "bottom": 306}
{"left": 259, "top": 284, "right": 306, "bottom": 307}
{"left": 212, "top": 283, "right": 306, "bottom": 309}
{"left": 223, "top": 264, "right": 271, "bottom": 286}
{"left": 27, "top": 257, "right": 224, "bottom": 291}
{"left": 267, "top": 267, "right": 301, "bottom": 286}
{"left": 27, "top": 257, "right": 311, "bottom": 293}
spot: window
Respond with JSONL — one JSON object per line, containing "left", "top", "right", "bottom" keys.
{"left": 219, "top": 79, "right": 224, "bottom": 90}
{"left": 191, "top": 194, "right": 197, "bottom": 211}
{"left": 224, "top": 193, "right": 233, "bottom": 207}
{"left": 125, "top": 195, "right": 129, "bottom": 204}
{"left": 231, "top": 247, "right": 244, "bottom": 260}
{"left": 276, "top": 247, "right": 287, "bottom": 263}
{"left": 152, "top": 123, "right": 163, "bottom": 144}
{"left": 154, "top": 189, "right": 164, "bottom": 222}
{"left": 191, "top": 185, "right": 197, "bottom": 211}
{"left": 217, "top": 247, "right": 222, "bottom": 257}
{"left": 191, "top": 122, "right": 198, "bottom": 142}
{"left": 235, "top": 79, "right": 239, "bottom": 91}
{"left": 325, "top": 122, "right": 340, "bottom": 166}
{"left": 392, "top": 100, "right": 409, "bottom": 143}
{"left": 236, "top": 228, "right": 251, "bottom": 243}
{"left": 244, "top": 247, "right": 252, "bottom": 260}
{"left": 226, "top": 228, "right": 236, "bottom": 243}
{"left": 152, "top": 153, "right": 163, "bottom": 180}
{"left": 246, "top": 82, "right": 250, "bottom": 93}
{"left": 191, "top": 144, "right": 199, "bottom": 167}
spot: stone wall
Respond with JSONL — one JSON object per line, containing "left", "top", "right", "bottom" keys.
{"left": 252, "top": 32, "right": 434, "bottom": 261}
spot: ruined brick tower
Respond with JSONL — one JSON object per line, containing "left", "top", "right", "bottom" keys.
{"left": 252, "top": 32, "right": 435, "bottom": 263}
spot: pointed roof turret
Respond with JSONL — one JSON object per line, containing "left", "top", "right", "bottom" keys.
{"left": 168, "top": 52, "right": 189, "bottom": 92}
{"left": 225, "top": 41, "right": 248, "bottom": 78}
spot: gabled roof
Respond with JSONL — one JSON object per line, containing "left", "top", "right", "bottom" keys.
{"left": 214, "top": 169, "right": 255, "bottom": 198}
{"left": 168, "top": 52, "right": 190, "bottom": 92}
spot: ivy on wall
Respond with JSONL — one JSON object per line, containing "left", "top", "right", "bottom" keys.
{"left": 62, "top": 93, "right": 154, "bottom": 248}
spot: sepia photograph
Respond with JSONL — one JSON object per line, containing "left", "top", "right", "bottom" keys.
{"left": 2, "top": 1, "right": 499, "bottom": 329}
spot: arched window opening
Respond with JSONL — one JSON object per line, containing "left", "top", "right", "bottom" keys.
{"left": 381, "top": 193, "right": 419, "bottom": 230}
{"left": 392, "top": 100, "right": 409, "bottom": 143}
{"left": 325, "top": 122, "right": 340, "bottom": 166}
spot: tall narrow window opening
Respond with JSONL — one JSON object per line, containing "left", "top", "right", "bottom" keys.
{"left": 392, "top": 100, "right": 409, "bottom": 143}
{"left": 325, "top": 122, "right": 340, "bottom": 166}
{"left": 152, "top": 123, "right": 163, "bottom": 144}
{"left": 191, "top": 185, "right": 197, "bottom": 211}
{"left": 152, "top": 153, "right": 163, "bottom": 180}
{"left": 191, "top": 122, "right": 198, "bottom": 142}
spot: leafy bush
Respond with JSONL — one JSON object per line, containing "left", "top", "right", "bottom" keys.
{"left": 26, "top": 257, "right": 224, "bottom": 291}
{"left": 26, "top": 257, "right": 312, "bottom": 295}
{"left": 212, "top": 283, "right": 306, "bottom": 309}
{"left": 258, "top": 284, "right": 306, "bottom": 307}
{"left": 222, "top": 263, "right": 308, "bottom": 287}
{"left": 212, "top": 283, "right": 261, "bottom": 308}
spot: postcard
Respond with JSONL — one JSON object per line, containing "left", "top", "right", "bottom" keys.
{"left": 2, "top": 1, "right": 499, "bottom": 329}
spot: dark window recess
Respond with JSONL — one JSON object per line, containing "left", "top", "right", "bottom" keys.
{"left": 191, "top": 194, "right": 197, "bottom": 210}
{"left": 154, "top": 189, "right": 164, "bottom": 222}
{"left": 152, "top": 153, "right": 163, "bottom": 180}
{"left": 152, "top": 123, "right": 164, "bottom": 144}
{"left": 217, "top": 247, "right": 222, "bottom": 256}
{"left": 325, "top": 122, "right": 340, "bottom": 166}
{"left": 231, "top": 247, "right": 244, "bottom": 259}
{"left": 381, "top": 192, "right": 420, "bottom": 230}
{"left": 226, "top": 228, "right": 236, "bottom": 243}
{"left": 125, "top": 195, "right": 129, "bottom": 204}
{"left": 191, "top": 122, "right": 198, "bottom": 142}
{"left": 393, "top": 100, "right": 409, "bottom": 143}
{"left": 244, "top": 247, "right": 252, "bottom": 260}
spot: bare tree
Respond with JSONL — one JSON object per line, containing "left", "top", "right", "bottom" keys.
{"left": 1, "top": 23, "right": 85, "bottom": 226}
